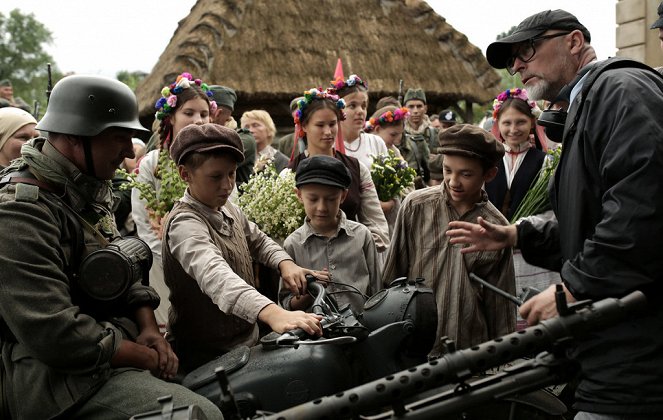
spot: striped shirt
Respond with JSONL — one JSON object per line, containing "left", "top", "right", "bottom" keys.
{"left": 382, "top": 184, "right": 516, "bottom": 356}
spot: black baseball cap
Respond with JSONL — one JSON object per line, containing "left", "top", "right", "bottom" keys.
{"left": 487, "top": 10, "right": 591, "bottom": 69}
{"left": 651, "top": 2, "right": 663, "bottom": 29}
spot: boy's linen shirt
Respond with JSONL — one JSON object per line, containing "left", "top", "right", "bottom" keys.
{"left": 168, "top": 190, "right": 291, "bottom": 322}
{"left": 280, "top": 210, "right": 380, "bottom": 315}
{"left": 382, "top": 184, "right": 516, "bottom": 356}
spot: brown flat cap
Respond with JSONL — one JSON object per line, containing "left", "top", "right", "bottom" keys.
{"left": 436, "top": 124, "right": 504, "bottom": 166}
{"left": 170, "top": 123, "right": 244, "bottom": 165}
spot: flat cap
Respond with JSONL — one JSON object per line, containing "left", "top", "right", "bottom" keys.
{"left": 404, "top": 88, "right": 426, "bottom": 104}
{"left": 436, "top": 124, "right": 504, "bottom": 166}
{"left": 170, "top": 123, "right": 244, "bottom": 165}
{"left": 209, "top": 85, "right": 237, "bottom": 111}
{"left": 487, "top": 10, "right": 591, "bottom": 69}
{"left": 295, "top": 155, "right": 352, "bottom": 189}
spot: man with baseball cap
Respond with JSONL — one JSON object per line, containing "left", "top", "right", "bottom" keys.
{"left": 448, "top": 9, "right": 663, "bottom": 419}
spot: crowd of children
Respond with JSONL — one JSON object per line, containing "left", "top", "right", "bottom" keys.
{"left": 115, "top": 72, "right": 559, "bottom": 374}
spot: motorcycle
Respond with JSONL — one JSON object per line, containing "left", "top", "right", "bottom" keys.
{"left": 266, "top": 288, "right": 646, "bottom": 420}
{"left": 179, "top": 276, "right": 438, "bottom": 419}
{"left": 133, "top": 277, "right": 644, "bottom": 420}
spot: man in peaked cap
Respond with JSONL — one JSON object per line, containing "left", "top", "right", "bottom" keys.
{"left": 402, "top": 88, "right": 433, "bottom": 186}
{"left": 651, "top": 1, "right": 663, "bottom": 75}
{"left": 448, "top": 9, "right": 663, "bottom": 419}
{"left": 438, "top": 109, "right": 458, "bottom": 130}
{"left": 0, "top": 79, "right": 31, "bottom": 112}
{"left": 209, "top": 84, "right": 256, "bottom": 186}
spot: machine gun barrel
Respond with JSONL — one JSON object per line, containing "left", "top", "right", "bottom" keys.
{"left": 266, "top": 291, "right": 646, "bottom": 419}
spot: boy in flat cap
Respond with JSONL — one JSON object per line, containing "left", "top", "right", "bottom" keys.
{"left": 162, "top": 123, "right": 325, "bottom": 372}
{"left": 280, "top": 155, "right": 380, "bottom": 315}
{"left": 383, "top": 124, "right": 515, "bottom": 357}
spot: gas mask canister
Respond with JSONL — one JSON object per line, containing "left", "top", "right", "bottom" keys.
{"left": 77, "top": 236, "right": 152, "bottom": 301}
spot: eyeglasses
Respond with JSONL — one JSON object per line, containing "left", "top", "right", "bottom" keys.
{"left": 506, "top": 32, "right": 571, "bottom": 75}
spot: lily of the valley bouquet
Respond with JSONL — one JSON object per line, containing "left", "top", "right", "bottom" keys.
{"left": 118, "top": 148, "right": 187, "bottom": 223}
{"left": 370, "top": 150, "right": 417, "bottom": 202}
{"left": 237, "top": 164, "right": 305, "bottom": 240}
{"left": 510, "top": 145, "right": 562, "bottom": 223}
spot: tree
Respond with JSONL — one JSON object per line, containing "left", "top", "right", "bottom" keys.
{"left": 496, "top": 26, "right": 518, "bottom": 41}
{"left": 117, "top": 70, "right": 148, "bottom": 92}
{"left": 0, "top": 9, "right": 62, "bottom": 116}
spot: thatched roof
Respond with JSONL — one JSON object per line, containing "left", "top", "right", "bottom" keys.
{"left": 135, "top": 0, "right": 500, "bottom": 127}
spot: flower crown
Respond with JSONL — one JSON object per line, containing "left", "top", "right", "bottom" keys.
{"left": 364, "top": 107, "right": 409, "bottom": 132}
{"left": 293, "top": 88, "right": 346, "bottom": 127}
{"left": 330, "top": 74, "right": 368, "bottom": 92}
{"left": 492, "top": 88, "right": 536, "bottom": 120}
{"left": 154, "top": 72, "right": 217, "bottom": 120}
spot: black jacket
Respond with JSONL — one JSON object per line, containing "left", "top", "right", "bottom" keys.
{"left": 519, "top": 60, "right": 663, "bottom": 414}
{"left": 485, "top": 148, "right": 546, "bottom": 221}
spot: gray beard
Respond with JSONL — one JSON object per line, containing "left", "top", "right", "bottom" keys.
{"left": 527, "top": 80, "right": 557, "bottom": 102}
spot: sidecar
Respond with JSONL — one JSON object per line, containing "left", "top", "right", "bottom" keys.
{"left": 182, "top": 278, "right": 437, "bottom": 418}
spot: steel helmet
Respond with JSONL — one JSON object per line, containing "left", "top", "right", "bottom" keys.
{"left": 36, "top": 74, "right": 148, "bottom": 136}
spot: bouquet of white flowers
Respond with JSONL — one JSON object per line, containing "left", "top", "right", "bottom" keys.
{"left": 370, "top": 150, "right": 417, "bottom": 202}
{"left": 237, "top": 165, "right": 305, "bottom": 240}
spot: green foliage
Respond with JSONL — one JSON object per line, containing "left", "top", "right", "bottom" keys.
{"left": 117, "top": 70, "right": 147, "bottom": 91}
{"left": 496, "top": 26, "right": 518, "bottom": 41}
{"left": 370, "top": 150, "right": 417, "bottom": 201}
{"left": 118, "top": 149, "right": 187, "bottom": 219}
{"left": 0, "top": 9, "right": 63, "bottom": 116}
{"left": 498, "top": 68, "right": 524, "bottom": 91}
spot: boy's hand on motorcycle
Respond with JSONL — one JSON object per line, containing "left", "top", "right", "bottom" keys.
{"left": 259, "top": 304, "right": 323, "bottom": 336}
{"left": 279, "top": 260, "right": 329, "bottom": 297}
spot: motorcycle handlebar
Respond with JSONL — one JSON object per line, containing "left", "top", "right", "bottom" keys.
{"left": 267, "top": 290, "right": 647, "bottom": 419}
{"left": 276, "top": 277, "right": 328, "bottom": 344}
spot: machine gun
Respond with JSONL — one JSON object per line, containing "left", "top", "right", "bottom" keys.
{"left": 265, "top": 288, "right": 646, "bottom": 419}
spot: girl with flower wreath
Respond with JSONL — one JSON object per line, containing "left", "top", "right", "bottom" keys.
{"left": 287, "top": 88, "right": 390, "bottom": 253}
{"left": 364, "top": 105, "right": 414, "bottom": 236}
{"left": 484, "top": 88, "right": 549, "bottom": 221}
{"left": 131, "top": 72, "right": 217, "bottom": 326}
{"left": 331, "top": 75, "right": 389, "bottom": 169}
{"left": 484, "top": 88, "right": 561, "bottom": 330}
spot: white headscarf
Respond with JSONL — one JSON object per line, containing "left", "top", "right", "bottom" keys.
{"left": 0, "top": 107, "right": 37, "bottom": 151}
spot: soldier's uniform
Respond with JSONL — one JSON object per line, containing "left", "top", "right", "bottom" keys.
{"left": 0, "top": 75, "right": 221, "bottom": 419}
